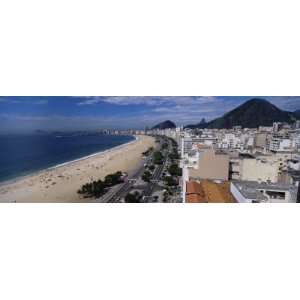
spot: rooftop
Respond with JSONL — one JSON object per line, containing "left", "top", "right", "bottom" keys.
{"left": 232, "top": 180, "right": 298, "bottom": 202}
{"left": 186, "top": 181, "right": 203, "bottom": 194}
{"left": 186, "top": 193, "right": 207, "bottom": 203}
{"left": 233, "top": 180, "right": 297, "bottom": 192}
{"left": 186, "top": 180, "right": 236, "bottom": 203}
{"left": 201, "top": 180, "right": 236, "bottom": 203}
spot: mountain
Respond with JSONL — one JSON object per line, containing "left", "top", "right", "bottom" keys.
{"left": 294, "top": 110, "right": 300, "bottom": 119}
{"left": 186, "top": 98, "right": 297, "bottom": 129}
{"left": 152, "top": 120, "right": 176, "bottom": 130}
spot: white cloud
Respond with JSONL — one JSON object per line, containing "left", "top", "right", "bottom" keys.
{"left": 264, "top": 96, "right": 300, "bottom": 111}
{"left": 2, "top": 96, "right": 300, "bottom": 131}
{"left": 76, "top": 96, "right": 219, "bottom": 107}
{"left": 0, "top": 98, "right": 48, "bottom": 105}
{"left": 35, "top": 99, "right": 48, "bottom": 105}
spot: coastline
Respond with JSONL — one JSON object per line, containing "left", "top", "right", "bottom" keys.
{"left": 0, "top": 135, "right": 155, "bottom": 203}
{"left": 0, "top": 135, "right": 138, "bottom": 188}
{"left": 48, "top": 135, "right": 139, "bottom": 170}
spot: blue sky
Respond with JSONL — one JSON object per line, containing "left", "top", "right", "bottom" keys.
{"left": 0, "top": 96, "right": 300, "bottom": 132}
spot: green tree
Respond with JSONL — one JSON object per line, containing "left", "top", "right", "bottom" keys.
{"left": 125, "top": 191, "right": 141, "bottom": 203}
{"left": 161, "top": 143, "right": 168, "bottom": 150}
{"left": 142, "top": 147, "right": 154, "bottom": 156}
{"left": 153, "top": 151, "right": 163, "bottom": 165}
{"left": 78, "top": 171, "right": 123, "bottom": 198}
{"left": 142, "top": 170, "right": 152, "bottom": 182}
{"left": 148, "top": 165, "right": 155, "bottom": 171}
{"left": 168, "top": 164, "right": 182, "bottom": 176}
{"left": 164, "top": 176, "right": 178, "bottom": 187}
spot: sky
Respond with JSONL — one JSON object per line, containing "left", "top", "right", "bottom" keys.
{"left": 0, "top": 96, "right": 300, "bottom": 132}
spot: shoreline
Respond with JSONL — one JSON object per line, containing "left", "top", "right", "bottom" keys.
{"left": 0, "top": 135, "right": 155, "bottom": 203}
{"left": 48, "top": 135, "right": 139, "bottom": 170}
{"left": 0, "top": 135, "right": 138, "bottom": 188}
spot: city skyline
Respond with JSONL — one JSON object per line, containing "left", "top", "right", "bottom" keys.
{"left": 1, "top": 96, "right": 300, "bottom": 132}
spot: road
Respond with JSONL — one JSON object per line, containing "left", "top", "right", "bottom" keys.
{"left": 97, "top": 150, "right": 153, "bottom": 202}
{"left": 97, "top": 160, "right": 146, "bottom": 203}
{"left": 144, "top": 162, "right": 165, "bottom": 197}
{"left": 143, "top": 137, "right": 172, "bottom": 197}
{"left": 97, "top": 135, "right": 174, "bottom": 202}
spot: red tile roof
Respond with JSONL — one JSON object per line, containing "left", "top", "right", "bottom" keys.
{"left": 186, "top": 180, "right": 236, "bottom": 203}
{"left": 186, "top": 181, "right": 203, "bottom": 194}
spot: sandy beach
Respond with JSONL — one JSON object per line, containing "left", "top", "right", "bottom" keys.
{"left": 0, "top": 135, "right": 156, "bottom": 202}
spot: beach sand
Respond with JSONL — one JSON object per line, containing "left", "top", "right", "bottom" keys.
{"left": 0, "top": 135, "right": 156, "bottom": 203}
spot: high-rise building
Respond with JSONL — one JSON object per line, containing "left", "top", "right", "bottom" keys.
{"left": 273, "top": 122, "right": 282, "bottom": 132}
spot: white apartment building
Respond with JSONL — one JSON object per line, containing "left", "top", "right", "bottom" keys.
{"left": 288, "top": 157, "right": 300, "bottom": 171}
{"left": 258, "top": 126, "right": 273, "bottom": 132}
{"left": 181, "top": 136, "right": 217, "bottom": 156}
{"left": 269, "top": 138, "right": 292, "bottom": 152}
{"left": 290, "top": 133, "right": 300, "bottom": 149}
{"left": 230, "top": 154, "right": 283, "bottom": 183}
{"left": 218, "top": 133, "right": 243, "bottom": 149}
{"left": 180, "top": 149, "right": 199, "bottom": 169}
{"left": 246, "top": 136, "right": 255, "bottom": 148}
{"left": 273, "top": 122, "right": 283, "bottom": 133}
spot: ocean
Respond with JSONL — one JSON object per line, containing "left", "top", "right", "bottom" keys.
{"left": 0, "top": 134, "right": 135, "bottom": 183}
